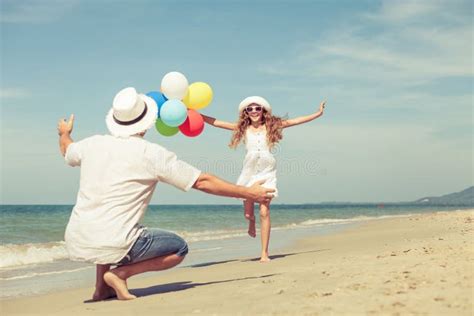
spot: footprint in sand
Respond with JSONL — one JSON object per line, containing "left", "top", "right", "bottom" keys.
{"left": 347, "top": 283, "right": 359, "bottom": 290}
{"left": 307, "top": 292, "right": 333, "bottom": 298}
{"left": 377, "top": 252, "right": 396, "bottom": 258}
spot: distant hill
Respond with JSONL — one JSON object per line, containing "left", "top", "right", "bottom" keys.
{"left": 414, "top": 186, "right": 474, "bottom": 206}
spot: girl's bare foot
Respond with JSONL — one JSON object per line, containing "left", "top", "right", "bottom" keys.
{"left": 260, "top": 255, "right": 271, "bottom": 263}
{"left": 248, "top": 218, "right": 256, "bottom": 238}
{"left": 103, "top": 271, "right": 137, "bottom": 300}
{"left": 92, "top": 285, "right": 116, "bottom": 301}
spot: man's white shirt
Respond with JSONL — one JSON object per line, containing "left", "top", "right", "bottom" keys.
{"left": 64, "top": 135, "right": 201, "bottom": 264}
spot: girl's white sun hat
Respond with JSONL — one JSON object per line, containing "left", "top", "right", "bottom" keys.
{"left": 106, "top": 87, "right": 158, "bottom": 137}
{"left": 238, "top": 96, "right": 272, "bottom": 114}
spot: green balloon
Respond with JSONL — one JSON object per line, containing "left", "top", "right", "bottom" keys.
{"left": 155, "top": 118, "right": 179, "bottom": 136}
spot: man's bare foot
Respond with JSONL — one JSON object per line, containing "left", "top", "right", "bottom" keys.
{"left": 259, "top": 256, "right": 271, "bottom": 263}
{"left": 92, "top": 285, "right": 116, "bottom": 301}
{"left": 248, "top": 219, "right": 256, "bottom": 238}
{"left": 103, "top": 271, "right": 137, "bottom": 300}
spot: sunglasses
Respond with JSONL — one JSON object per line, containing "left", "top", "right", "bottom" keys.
{"left": 245, "top": 106, "right": 262, "bottom": 113}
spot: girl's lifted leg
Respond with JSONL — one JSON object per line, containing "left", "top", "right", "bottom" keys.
{"left": 259, "top": 201, "right": 271, "bottom": 262}
{"left": 244, "top": 199, "right": 256, "bottom": 238}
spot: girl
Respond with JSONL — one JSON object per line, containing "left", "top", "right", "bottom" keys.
{"left": 203, "top": 96, "right": 326, "bottom": 262}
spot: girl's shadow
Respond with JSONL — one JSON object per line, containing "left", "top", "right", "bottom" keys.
{"left": 242, "top": 249, "right": 330, "bottom": 262}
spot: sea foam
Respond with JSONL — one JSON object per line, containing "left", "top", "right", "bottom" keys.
{"left": 0, "top": 242, "right": 68, "bottom": 269}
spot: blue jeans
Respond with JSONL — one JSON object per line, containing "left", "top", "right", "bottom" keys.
{"left": 117, "top": 228, "right": 188, "bottom": 266}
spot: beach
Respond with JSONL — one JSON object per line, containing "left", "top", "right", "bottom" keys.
{"left": 1, "top": 209, "right": 472, "bottom": 315}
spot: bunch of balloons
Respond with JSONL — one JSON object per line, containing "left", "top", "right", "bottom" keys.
{"left": 146, "top": 72, "right": 213, "bottom": 137}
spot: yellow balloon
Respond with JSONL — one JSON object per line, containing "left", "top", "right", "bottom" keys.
{"left": 183, "top": 82, "right": 213, "bottom": 110}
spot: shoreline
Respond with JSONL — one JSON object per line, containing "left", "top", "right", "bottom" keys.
{"left": 1, "top": 208, "right": 444, "bottom": 300}
{"left": 0, "top": 217, "right": 356, "bottom": 300}
{"left": 1, "top": 209, "right": 473, "bottom": 315}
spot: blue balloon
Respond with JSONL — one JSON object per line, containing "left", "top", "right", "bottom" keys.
{"left": 160, "top": 100, "right": 188, "bottom": 127}
{"left": 146, "top": 91, "right": 168, "bottom": 117}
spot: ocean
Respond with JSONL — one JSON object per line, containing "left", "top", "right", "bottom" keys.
{"left": 0, "top": 204, "right": 470, "bottom": 299}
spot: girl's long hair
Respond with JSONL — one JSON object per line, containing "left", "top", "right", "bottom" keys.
{"left": 229, "top": 108, "right": 284, "bottom": 149}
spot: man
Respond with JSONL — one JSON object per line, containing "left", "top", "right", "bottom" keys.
{"left": 58, "top": 87, "right": 274, "bottom": 301}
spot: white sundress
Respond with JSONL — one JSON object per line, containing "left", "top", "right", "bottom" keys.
{"left": 236, "top": 128, "right": 278, "bottom": 198}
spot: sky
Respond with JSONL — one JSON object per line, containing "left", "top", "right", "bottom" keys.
{"left": 0, "top": 0, "right": 472, "bottom": 204}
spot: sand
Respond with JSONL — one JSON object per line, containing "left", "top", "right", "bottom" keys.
{"left": 1, "top": 210, "right": 473, "bottom": 315}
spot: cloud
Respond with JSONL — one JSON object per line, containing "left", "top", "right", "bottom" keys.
{"left": 259, "top": 0, "right": 473, "bottom": 83}
{"left": 315, "top": 26, "right": 471, "bottom": 79}
{"left": 364, "top": 1, "right": 444, "bottom": 22}
{"left": 0, "top": 0, "right": 79, "bottom": 23}
{"left": 0, "top": 87, "right": 29, "bottom": 99}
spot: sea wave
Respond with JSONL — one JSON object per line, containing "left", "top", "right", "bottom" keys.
{"left": 0, "top": 266, "right": 92, "bottom": 281}
{"left": 179, "top": 229, "right": 248, "bottom": 242}
{"left": 0, "top": 242, "right": 68, "bottom": 269}
{"left": 295, "top": 213, "right": 413, "bottom": 226}
{"left": 190, "top": 247, "right": 223, "bottom": 253}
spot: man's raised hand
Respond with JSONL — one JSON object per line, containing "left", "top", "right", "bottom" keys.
{"left": 58, "top": 114, "right": 75, "bottom": 136}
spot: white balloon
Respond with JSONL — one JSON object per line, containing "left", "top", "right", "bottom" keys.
{"left": 161, "top": 71, "right": 189, "bottom": 100}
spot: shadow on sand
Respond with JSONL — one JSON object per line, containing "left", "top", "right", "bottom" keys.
{"left": 240, "top": 249, "right": 330, "bottom": 262}
{"left": 84, "top": 249, "right": 328, "bottom": 302}
{"left": 189, "top": 249, "right": 330, "bottom": 267}
{"left": 84, "top": 273, "right": 278, "bottom": 303}
{"left": 130, "top": 273, "right": 279, "bottom": 298}
{"left": 187, "top": 259, "right": 239, "bottom": 268}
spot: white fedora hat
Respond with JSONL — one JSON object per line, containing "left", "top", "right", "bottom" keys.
{"left": 238, "top": 96, "right": 272, "bottom": 114}
{"left": 106, "top": 87, "right": 158, "bottom": 137}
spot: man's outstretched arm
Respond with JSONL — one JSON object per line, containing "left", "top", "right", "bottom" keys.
{"left": 57, "top": 114, "right": 75, "bottom": 156}
{"left": 193, "top": 173, "right": 274, "bottom": 204}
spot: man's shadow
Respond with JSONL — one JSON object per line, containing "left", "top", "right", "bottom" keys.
{"left": 85, "top": 273, "right": 279, "bottom": 302}
{"left": 130, "top": 273, "right": 278, "bottom": 298}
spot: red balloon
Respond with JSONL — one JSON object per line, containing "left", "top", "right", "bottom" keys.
{"left": 179, "top": 109, "right": 204, "bottom": 137}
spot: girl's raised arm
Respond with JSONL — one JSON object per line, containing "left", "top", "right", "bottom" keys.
{"left": 282, "top": 101, "right": 326, "bottom": 128}
{"left": 202, "top": 114, "right": 237, "bottom": 131}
